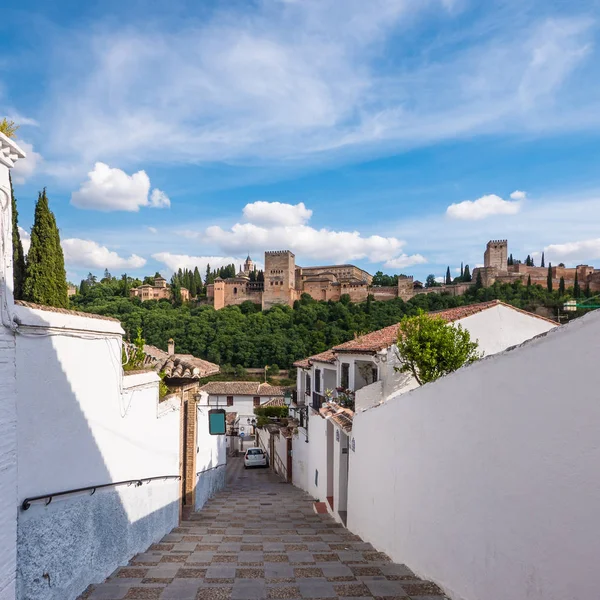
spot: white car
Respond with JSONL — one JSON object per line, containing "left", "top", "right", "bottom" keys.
{"left": 244, "top": 447, "right": 268, "bottom": 468}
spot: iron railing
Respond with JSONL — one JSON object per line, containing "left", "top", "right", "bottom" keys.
{"left": 312, "top": 391, "right": 326, "bottom": 411}
{"left": 21, "top": 475, "right": 181, "bottom": 511}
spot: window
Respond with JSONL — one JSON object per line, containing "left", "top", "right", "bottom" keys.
{"left": 233, "top": 287, "right": 237, "bottom": 294}
{"left": 306, "top": 374, "right": 311, "bottom": 395}
{"left": 315, "top": 369, "right": 321, "bottom": 393}
{"left": 372, "top": 367, "right": 378, "bottom": 383}
{"left": 341, "top": 363, "right": 349, "bottom": 389}
{"left": 227, "top": 396, "right": 234, "bottom": 406}
{"left": 253, "top": 396, "right": 260, "bottom": 407}
{"left": 247, "top": 449, "right": 264, "bottom": 455}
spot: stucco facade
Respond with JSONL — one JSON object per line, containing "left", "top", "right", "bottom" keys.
{"left": 348, "top": 310, "right": 600, "bottom": 600}
{"left": 0, "top": 133, "right": 26, "bottom": 600}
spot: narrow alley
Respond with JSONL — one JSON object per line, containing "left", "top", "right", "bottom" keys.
{"left": 79, "top": 459, "right": 449, "bottom": 599}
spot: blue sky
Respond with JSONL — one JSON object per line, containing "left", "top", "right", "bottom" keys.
{"left": 3, "top": 0, "right": 600, "bottom": 283}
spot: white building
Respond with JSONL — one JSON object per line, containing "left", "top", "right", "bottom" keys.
{"left": 197, "top": 381, "right": 287, "bottom": 439}
{"left": 291, "top": 300, "right": 558, "bottom": 524}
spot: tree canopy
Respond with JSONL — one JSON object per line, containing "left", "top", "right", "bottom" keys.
{"left": 395, "top": 311, "right": 481, "bottom": 385}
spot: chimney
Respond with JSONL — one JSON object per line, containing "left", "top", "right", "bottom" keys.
{"left": 168, "top": 338, "right": 175, "bottom": 355}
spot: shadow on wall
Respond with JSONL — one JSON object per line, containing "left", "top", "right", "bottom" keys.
{"left": 15, "top": 309, "right": 180, "bottom": 600}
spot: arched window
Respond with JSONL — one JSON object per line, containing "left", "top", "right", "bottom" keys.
{"left": 233, "top": 287, "right": 238, "bottom": 294}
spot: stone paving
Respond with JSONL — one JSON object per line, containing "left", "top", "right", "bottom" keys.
{"left": 79, "top": 458, "right": 450, "bottom": 600}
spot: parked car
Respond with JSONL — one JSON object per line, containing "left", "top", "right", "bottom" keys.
{"left": 244, "top": 447, "right": 268, "bottom": 468}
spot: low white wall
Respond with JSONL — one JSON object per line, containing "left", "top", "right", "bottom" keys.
{"left": 348, "top": 311, "right": 600, "bottom": 600}
{"left": 306, "top": 411, "right": 329, "bottom": 502}
{"left": 15, "top": 307, "right": 181, "bottom": 600}
{"left": 273, "top": 432, "right": 288, "bottom": 480}
{"left": 291, "top": 428, "right": 309, "bottom": 493}
{"left": 195, "top": 407, "right": 226, "bottom": 510}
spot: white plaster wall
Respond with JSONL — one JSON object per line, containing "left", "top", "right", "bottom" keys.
{"left": 291, "top": 428, "right": 309, "bottom": 492}
{"left": 0, "top": 162, "right": 17, "bottom": 600}
{"left": 273, "top": 432, "right": 289, "bottom": 480}
{"left": 348, "top": 311, "right": 600, "bottom": 600}
{"left": 199, "top": 393, "right": 260, "bottom": 436}
{"left": 195, "top": 407, "right": 226, "bottom": 510}
{"left": 306, "top": 412, "right": 329, "bottom": 501}
{"left": 15, "top": 308, "right": 181, "bottom": 600}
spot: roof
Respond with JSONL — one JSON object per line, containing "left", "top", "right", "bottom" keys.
{"left": 15, "top": 300, "right": 121, "bottom": 323}
{"left": 332, "top": 301, "right": 506, "bottom": 354}
{"left": 199, "top": 382, "right": 287, "bottom": 396}
{"left": 261, "top": 397, "right": 287, "bottom": 407}
{"left": 320, "top": 402, "right": 354, "bottom": 433}
{"left": 130, "top": 343, "right": 219, "bottom": 379}
{"left": 293, "top": 349, "right": 337, "bottom": 369}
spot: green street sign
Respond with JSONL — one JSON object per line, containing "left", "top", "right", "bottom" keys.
{"left": 209, "top": 409, "right": 226, "bottom": 435}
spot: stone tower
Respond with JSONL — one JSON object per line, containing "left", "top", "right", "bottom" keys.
{"left": 484, "top": 240, "right": 508, "bottom": 272}
{"left": 243, "top": 255, "right": 254, "bottom": 276}
{"left": 262, "top": 250, "right": 296, "bottom": 310}
{"left": 213, "top": 277, "right": 225, "bottom": 310}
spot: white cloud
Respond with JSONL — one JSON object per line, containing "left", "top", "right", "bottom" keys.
{"left": 71, "top": 162, "right": 170, "bottom": 211}
{"left": 18, "top": 226, "right": 30, "bottom": 254}
{"left": 242, "top": 201, "right": 312, "bottom": 227}
{"left": 435, "top": 276, "right": 445, "bottom": 283}
{"left": 446, "top": 193, "right": 522, "bottom": 221}
{"left": 11, "top": 140, "right": 43, "bottom": 184}
{"left": 43, "top": 6, "right": 596, "bottom": 171}
{"left": 205, "top": 200, "right": 419, "bottom": 265}
{"left": 152, "top": 252, "right": 250, "bottom": 274}
{"left": 383, "top": 254, "right": 428, "bottom": 269}
{"left": 148, "top": 226, "right": 158, "bottom": 234}
{"left": 541, "top": 238, "right": 600, "bottom": 264}
{"left": 510, "top": 190, "right": 527, "bottom": 200}
{"left": 62, "top": 238, "right": 146, "bottom": 269}
{"left": 149, "top": 189, "right": 171, "bottom": 208}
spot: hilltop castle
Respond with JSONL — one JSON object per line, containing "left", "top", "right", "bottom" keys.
{"left": 206, "top": 250, "right": 468, "bottom": 310}
{"left": 472, "top": 240, "right": 600, "bottom": 291}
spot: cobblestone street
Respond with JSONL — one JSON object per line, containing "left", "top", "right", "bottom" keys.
{"left": 80, "top": 459, "right": 449, "bottom": 599}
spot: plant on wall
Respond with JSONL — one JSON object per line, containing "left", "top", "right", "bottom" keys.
{"left": 396, "top": 310, "right": 481, "bottom": 385}
{"left": 335, "top": 387, "right": 355, "bottom": 410}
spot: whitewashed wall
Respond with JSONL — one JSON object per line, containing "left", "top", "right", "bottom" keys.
{"left": 348, "top": 311, "right": 600, "bottom": 600}
{"left": 305, "top": 412, "right": 329, "bottom": 502}
{"left": 0, "top": 134, "right": 25, "bottom": 600}
{"left": 15, "top": 306, "right": 181, "bottom": 600}
{"left": 195, "top": 406, "right": 226, "bottom": 510}
{"left": 291, "top": 427, "right": 309, "bottom": 492}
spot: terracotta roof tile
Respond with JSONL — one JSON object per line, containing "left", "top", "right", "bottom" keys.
{"left": 319, "top": 402, "right": 354, "bottom": 433}
{"left": 293, "top": 349, "right": 337, "bottom": 369}
{"left": 130, "top": 344, "right": 220, "bottom": 379}
{"left": 261, "top": 397, "right": 287, "bottom": 407}
{"left": 199, "top": 381, "right": 286, "bottom": 396}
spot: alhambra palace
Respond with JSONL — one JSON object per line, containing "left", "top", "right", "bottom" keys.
{"left": 129, "top": 241, "right": 600, "bottom": 310}
{"left": 206, "top": 241, "right": 600, "bottom": 310}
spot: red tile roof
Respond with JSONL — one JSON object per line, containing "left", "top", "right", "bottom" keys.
{"left": 293, "top": 349, "right": 336, "bottom": 369}
{"left": 16, "top": 300, "right": 121, "bottom": 322}
{"left": 199, "top": 382, "right": 287, "bottom": 396}
{"left": 319, "top": 402, "right": 354, "bottom": 433}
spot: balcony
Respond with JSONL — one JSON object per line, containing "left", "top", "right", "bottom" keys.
{"left": 312, "top": 391, "right": 326, "bottom": 411}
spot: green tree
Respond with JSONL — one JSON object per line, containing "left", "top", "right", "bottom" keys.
{"left": 193, "top": 266, "right": 202, "bottom": 296}
{"left": 541, "top": 252, "right": 545, "bottom": 268}
{"left": 10, "top": 174, "right": 26, "bottom": 299}
{"left": 0, "top": 118, "right": 19, "bottom": 138}
{"left": 23, "top": 189, "right": 68, "bottom": 307}
{"left": 395, "top": 311, "right": 481, "bottom": 385}
{"left": 508, "top": 254, "right": 513, "bottom": 266}
{"left": 574, "top": 271, "right": 581, "bottom": 298}
{"left": 463, "top": 265, "right": 471, "bottom": 282}
{"left": 559, "top": 276, "right": 565, "bottom": 296}
{"left": 445, "top": 266, "right": 452, "bottom": 285}
{"left": 527, "top": 274, "right": 532, "bottom": 287}
{"left": 425, "top": 274, "right": 439, "bottom": 288}
{"left": 460, "top": 262, "right": 464, "bottom": 279}
{"left": 474, "top": 270, "right": 483, "bottom": 290}
{"left": 547, "top": 264, "right": 553, "bottom": 292}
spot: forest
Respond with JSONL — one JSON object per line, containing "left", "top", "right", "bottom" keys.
{"left": 71, "top": 273, "right": 588, "bottom": 370}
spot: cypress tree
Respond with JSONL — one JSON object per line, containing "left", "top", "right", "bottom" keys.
{"left": 474, "top": 270, "right": 483, "bottom": 290}
{"left": 574, "top": 271, "right": 581, "bottom": 298}
{"left": 463, "top": 264, "right": 471, "bottom": 282}
{"left": 460, "top": 262, "right": 464, "bottom": 279}
{"left": 527, "top": 274, "right": 531, "bottom": 287}
{"left": 541, "top": 252, "right": 545, "bottom": 268}
{"left": 445, "top": 266, "right": 451, "bottom": 285}
{"left": 23, "top": 189, "right": 68, "bottom": 307}
{"left": 546, "top": 263, "right": 553, "bottom": 292}
{"left": 559, "top": 276, "right": 565, "bottom": 296}
{"left": 193, "top": 266, "right": 202, "bottom": 295}
{"left": 10, "top": 173, "right": 26, "bottom": 299}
